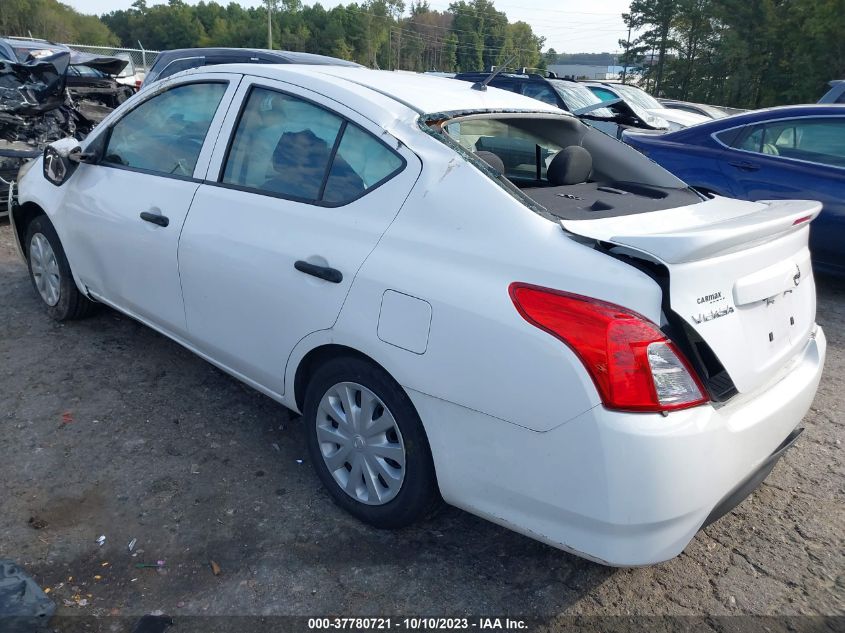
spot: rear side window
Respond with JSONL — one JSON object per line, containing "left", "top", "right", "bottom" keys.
{"left": 104, "top": 82, "right": 227, "bottom": 177}
{"left": 221, "top": 86, "right": 404, "bottom": 205}
{"left": 158, "top": 56, "right": 205, "bottom": 81}
{"left": 713, "top": 127, "right": 745, "bottom": 147}
{"left": 590, "top": 87, "right": 618, "bottom": 102}
{"left": 323, "top": 125, "right": 404, "bottom": 203}
{"left": 521, "top": 82, "right": 559, "bottom": 107}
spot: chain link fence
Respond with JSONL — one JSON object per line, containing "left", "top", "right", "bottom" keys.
{"left": 61, "top": 44, "right": 161, "bottom": 77}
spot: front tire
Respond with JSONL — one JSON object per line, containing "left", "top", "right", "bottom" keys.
{"left": 304, "top": 356, "right": 440, "bottom": 528}
{"left": 25, "top": 215, "right": 95, "bottom": 321}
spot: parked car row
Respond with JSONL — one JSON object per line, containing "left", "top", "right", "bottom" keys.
{"left": 441, "top": 70, "right": 843, "bottom": 276}
{"left": 8, "top": 62, "right": 827, "bottom": 567}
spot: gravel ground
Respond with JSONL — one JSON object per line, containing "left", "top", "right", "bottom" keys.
{"left": 0, "top": 221, "right": 842, "bottom": 630}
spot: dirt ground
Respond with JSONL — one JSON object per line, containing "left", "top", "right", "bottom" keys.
{"left": 0, "top": 221, "right": 842, "bottom": 630}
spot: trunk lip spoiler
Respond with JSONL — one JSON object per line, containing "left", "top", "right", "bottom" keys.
{"left": 559, "top": 199, "right": 823, "bottom": 264}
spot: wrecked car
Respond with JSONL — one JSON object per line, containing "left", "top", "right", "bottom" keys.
{"left": 1, "top": 38, "right": 133, "bottom": 114}
{"left": 0, "top": 46, "right": 129, "bottom": 217}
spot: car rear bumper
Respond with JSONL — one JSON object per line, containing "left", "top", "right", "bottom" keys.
{"left": 410, "top": 326, "right": 826, "bottom": 566}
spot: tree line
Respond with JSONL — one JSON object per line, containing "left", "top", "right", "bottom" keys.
{"left": 619, "top": 0, "right": 845, "bottom": 108}
{"left": 3, "top": 0, "right": 842, "bottom": 107}
{"left": 0, "top": 0, "right": 118, "bottom": 45}
{"left": 0, "top": 0, "right": 546, "bottom": 73}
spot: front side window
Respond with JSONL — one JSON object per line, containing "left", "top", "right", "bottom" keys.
{"left": 104, "top": 82, "right": 226, "bottom": 177}
{"left": 735, "top": 118, "right": 845, "bottom": 167}
{"left": 764, "top": 118, "right": 845, "bottom": 167}
{"left": 222, "top": 86, "right": 404, "bottom": 204}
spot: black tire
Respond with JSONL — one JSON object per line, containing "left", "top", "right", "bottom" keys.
{"left": 304, "top": 356, "right": 441, "bottom": 529}
{"left": 24, "top": 215, "right": 95, "bottom": 321}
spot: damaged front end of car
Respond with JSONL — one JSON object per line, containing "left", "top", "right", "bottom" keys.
{"left": 1, "top": 50, "right": 129, "bottom": 218}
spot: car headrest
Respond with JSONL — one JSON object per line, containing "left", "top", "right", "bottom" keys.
{"left": 474, "top": 150, "right": 505, "bottom": 174}
{"left": 272, "top": 129, "right": 330, "bottom": 173}
{"left": 547, "top": 146, "right": 592, "bottom": 185}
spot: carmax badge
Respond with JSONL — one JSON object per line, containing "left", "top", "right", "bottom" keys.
{"left": 793, "top": 265, "right": 801, "bottom": 287}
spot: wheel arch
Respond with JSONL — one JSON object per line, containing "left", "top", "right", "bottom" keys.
{"left": 11, "top": 201, "right": 47, "bottom": 257}
{"left": 292, "top": 343, "right": 390, "bottom": 414}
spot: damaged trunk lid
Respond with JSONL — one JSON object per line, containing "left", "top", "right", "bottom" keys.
{"left": 561, "top": 197, "right": 820, "bottom": 398}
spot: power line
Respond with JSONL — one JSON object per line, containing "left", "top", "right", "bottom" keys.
{"left": 389, "top": 25, "right": 538, "bottom": 55}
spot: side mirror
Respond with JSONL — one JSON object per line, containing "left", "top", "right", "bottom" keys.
{"left": 43, "top": 145, "right": 76, "bottom": 186}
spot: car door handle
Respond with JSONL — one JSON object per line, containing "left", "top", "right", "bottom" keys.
{"left": 139, "top": 211, "right": 170, "bottom": 227}
{"left": 729, "top": 160, "right": 760, "bottom": 172}
{"left": 294, "top": 260, "right": 343, "bottom": 283}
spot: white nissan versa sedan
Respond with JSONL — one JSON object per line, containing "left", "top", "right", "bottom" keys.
{"left": 11, "top": 65, "right": 825, "bottom": 566}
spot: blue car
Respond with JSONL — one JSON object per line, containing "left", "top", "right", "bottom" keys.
{"left": 624, "top": 105, "right": 845, "bottom": 275}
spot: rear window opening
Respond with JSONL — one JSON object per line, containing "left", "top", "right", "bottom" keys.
{"left": 433, "top": 113, "right": 703, "bottom": 220}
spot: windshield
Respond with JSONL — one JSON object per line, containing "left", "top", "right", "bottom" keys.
{"left": 550, "top": 80, "right": 614, "bottom": 117}
{"left": 12, "top": 44, "right": 64, "bottom": 62}
{"left": 614, "top": 84, "right": 663, "bottom": 110}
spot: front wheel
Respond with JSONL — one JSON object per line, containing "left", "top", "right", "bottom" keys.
{"left": 25, "top": 215, "right": 95, "bottom": 321}
{"left": 304, "top": 356, "right": 441, "bottom": 528}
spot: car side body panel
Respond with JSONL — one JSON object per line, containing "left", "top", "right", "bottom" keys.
{"left": 286, "top": 130, "right": 664, "bottom": 432}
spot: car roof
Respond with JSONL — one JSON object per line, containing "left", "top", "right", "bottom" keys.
{"left": 191, "top": 64, "right": 563, "bottom": 125}
{"left": 454, "top": 72, "right": 543, "bottom": 80}
{"left": 704, "top": 103, "right": 844, "bottom": 126}
{"left": 0, "top": 37, "right": 67, "bottom": 50}
{"left": 153, "top": 47, "right": 360, "bottom": 67}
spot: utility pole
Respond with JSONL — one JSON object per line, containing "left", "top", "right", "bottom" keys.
{"left": 621, "top": 25, "right": 631, "bottom": 84}
{"left": 267, "top": 0, "right": 273, "bottom": 50}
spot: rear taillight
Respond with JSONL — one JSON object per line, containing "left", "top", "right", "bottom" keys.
{"left": 509, "top": 283, "right": 708, "bottom": 413}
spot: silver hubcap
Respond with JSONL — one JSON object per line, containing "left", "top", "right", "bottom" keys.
{"left": 29, "top": 233, "right": 61, "bottom": 307}
{"left": 316, "top": 382, "right": 406, "bottom": 506}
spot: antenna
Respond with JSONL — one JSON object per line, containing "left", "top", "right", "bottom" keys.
{"left": 471, "top": 55, "right": 517, "bottom": 91}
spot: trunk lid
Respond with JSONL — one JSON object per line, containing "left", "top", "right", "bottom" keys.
{"left": 561, "top": 197, "right": 820, "bottom": 396}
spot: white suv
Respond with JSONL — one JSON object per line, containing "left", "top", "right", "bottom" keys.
{"left": 11, "top": 65, "right": 825, "bottom": 566}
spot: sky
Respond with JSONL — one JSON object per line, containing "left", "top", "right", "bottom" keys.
{"left": 62, "top": 0, "right": 633, "bottom": 54}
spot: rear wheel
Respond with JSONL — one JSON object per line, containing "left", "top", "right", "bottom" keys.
{"left": 304, "top": 356, "right": 440, "bottom": 528}
{"left": 25, "top": 215, "right": 95, "bottom": 321}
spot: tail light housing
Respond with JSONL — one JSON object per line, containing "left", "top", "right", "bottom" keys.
{"left": 509, "top": 283, "right": 708, "bottom": 413}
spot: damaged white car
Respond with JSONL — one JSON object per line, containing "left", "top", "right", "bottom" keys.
{"left": 10, "top": 65, "right": 825, "bottom": 566}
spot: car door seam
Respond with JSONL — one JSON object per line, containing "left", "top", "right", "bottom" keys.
{"left": 281, "top": 150, "right": 425, "bottom": 395}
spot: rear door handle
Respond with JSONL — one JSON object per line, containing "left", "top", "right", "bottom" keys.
{"left": 729, "top": 160, "right": 760, "bottom": 172}
{"left": 294, "top": 260, "right": 343, "bottom": 283}
{"left": 140, "top": 211, "right": 170, "bottom": 227}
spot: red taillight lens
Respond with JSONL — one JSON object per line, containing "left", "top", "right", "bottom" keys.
{"left": 509, "top": 283, "right": 708, "bottom": 413}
